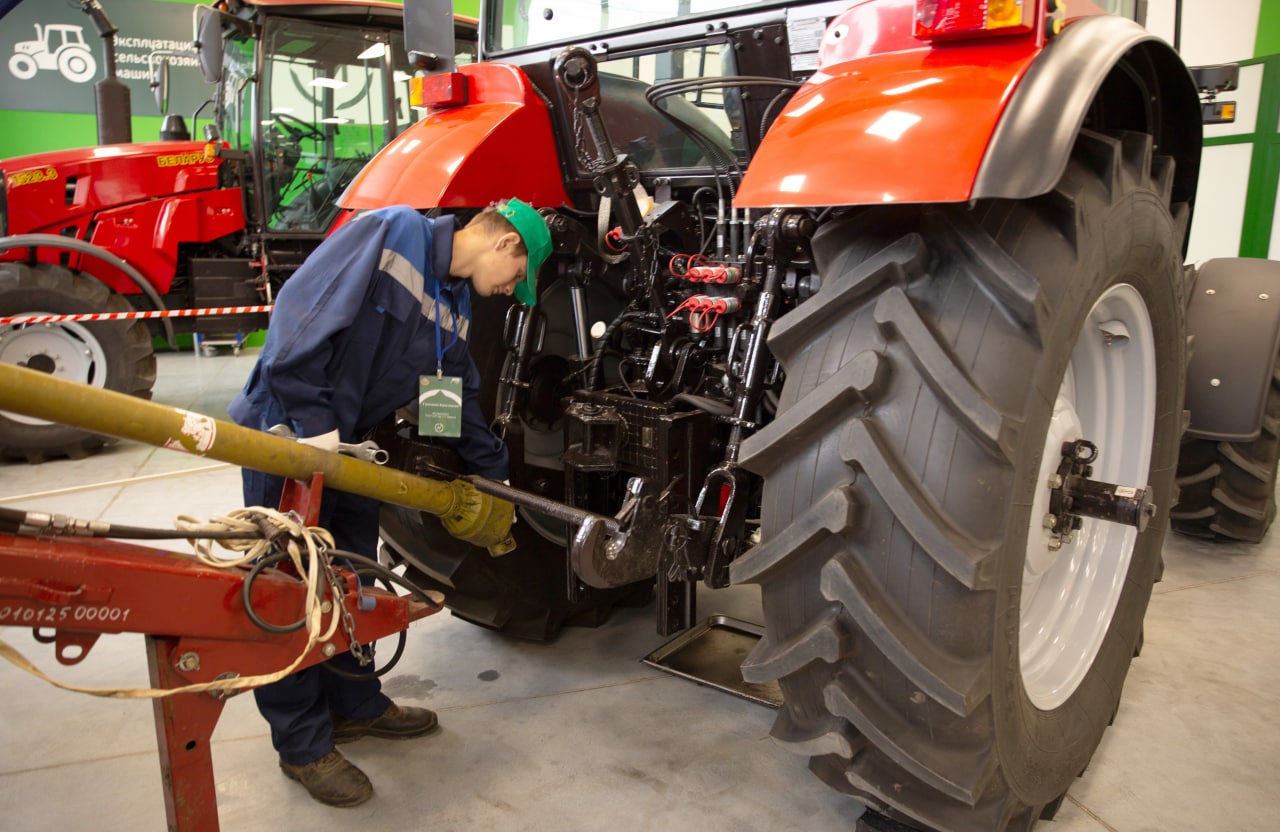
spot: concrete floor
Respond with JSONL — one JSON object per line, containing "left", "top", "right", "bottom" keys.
{"left": 1, "top": 350, "right": 1277, "bottom": 832}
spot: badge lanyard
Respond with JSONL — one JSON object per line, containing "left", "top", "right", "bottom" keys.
{"left": 419, "top": 279, "right": 464, "bottom": 438}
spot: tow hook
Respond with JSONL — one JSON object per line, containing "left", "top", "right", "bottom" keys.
{"left": 1043, "top": 439, "right": 1156, "bottom": 551}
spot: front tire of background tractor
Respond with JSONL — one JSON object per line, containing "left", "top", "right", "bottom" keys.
{"left": 731, "top": 130, "right": 1186, "bottom": 832}
{"left": 1170, "top": 350, "right": 1280, "bottom": 542}
{"left": 0, "top": 263, "right": 157, "bottom": 463}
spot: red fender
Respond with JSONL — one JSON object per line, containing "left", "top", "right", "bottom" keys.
{"left": 340, "top": 62, "right": 570, "bottom": 211}
{"left": 736, "top": 0, "right": 1105, "bottom": 208}
{"left": 736, "top": 45, "right": 1042, "bottom": 208}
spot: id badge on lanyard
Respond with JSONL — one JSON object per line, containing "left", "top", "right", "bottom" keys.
{"left": 419, "top": 280, "right": 463, "bottom": 438}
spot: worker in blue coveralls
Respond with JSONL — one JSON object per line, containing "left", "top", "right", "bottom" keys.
{"left": 228, "top": 199, "right": 552, "bottom": 808}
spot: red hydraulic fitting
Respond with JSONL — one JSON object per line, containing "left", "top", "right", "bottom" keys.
{"left": 691, "top": 295, "right": 740, "bottom": 314}
{"left": 687, "top": 265, "right": 741, "bottom": 284}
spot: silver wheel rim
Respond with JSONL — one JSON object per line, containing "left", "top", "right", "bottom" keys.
{"left": 0, "top": 315, "right": 110, "bottom": 426}
{"left": 1021, "top": 283, "right": 1156, "bottom": 710}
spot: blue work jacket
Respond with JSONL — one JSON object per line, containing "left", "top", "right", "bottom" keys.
{"left": 228, "top": 205, "right": 509, "bottom": 480}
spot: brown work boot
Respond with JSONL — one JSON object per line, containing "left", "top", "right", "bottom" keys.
{"left": 331, "top": 702, "right": 439, "bottom": 744}
{"left": 279, "top": 749, "right": 373, "bottom": 807}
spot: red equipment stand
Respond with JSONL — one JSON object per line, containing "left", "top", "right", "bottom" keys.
{"left": 0, "top": 474, "right": 436, "bottom": 831}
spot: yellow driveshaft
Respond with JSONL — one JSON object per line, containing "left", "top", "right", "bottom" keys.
{"left": 0, "top": 362, "right": 515, "bottom": 555}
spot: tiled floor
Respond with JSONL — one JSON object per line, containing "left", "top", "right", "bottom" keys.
{"left": 1, "top": 351, "right": 1277, "bottom": 831}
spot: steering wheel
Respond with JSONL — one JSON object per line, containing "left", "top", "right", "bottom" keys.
{"left": 272, "top": 112, "right": 325, "bottom": 142}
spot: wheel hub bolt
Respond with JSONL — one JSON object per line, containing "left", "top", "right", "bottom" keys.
{"left": 1044, "top": 439, "right": 1156, "bottom": 550}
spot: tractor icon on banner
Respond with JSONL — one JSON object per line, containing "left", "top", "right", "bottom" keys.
{"left": 9, "top": 23, "right": 97, "bottom": 84}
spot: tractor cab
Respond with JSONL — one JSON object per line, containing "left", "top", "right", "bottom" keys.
{"left": 483, "top": 0, "right": 788, "bottom": 183}
{"left": 196, "top": 3, "right": 473, "bottom": 237}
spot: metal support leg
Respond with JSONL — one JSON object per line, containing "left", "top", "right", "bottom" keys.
{"left": 657, "top": 573, "right": 696, "bottom": 636}
{"left": 147, "top": 635, "right": 226, "bottom": 832}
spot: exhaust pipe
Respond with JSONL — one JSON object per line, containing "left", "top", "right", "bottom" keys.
{"left": 79, "top": 0, "right": 131, "bottom": 145}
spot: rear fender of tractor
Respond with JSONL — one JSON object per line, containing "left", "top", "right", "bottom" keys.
{"left": 974, "top": 14, "right": 1201, "bottom": 210}
{"left": 340, "top": 62, "right": 570, "bottom": 211}
{"left": 737, "top": 14, "right": 1200, "bottom": 211}
{"left": 736, "top": 42, "right": 1039, "bottom": 207}
{"left": 1183, "top": 258, "right": 1280, "bottom": 442}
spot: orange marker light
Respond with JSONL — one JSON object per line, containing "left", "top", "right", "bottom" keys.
{"left": 914, "top": 0, "right": 1034, "bottom": 40}
{"left": 410, "top": 72, "right": 468, "bottom": 110}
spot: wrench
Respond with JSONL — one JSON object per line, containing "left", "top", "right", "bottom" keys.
{"left": 266, "top": 424, "right": 389, "bottom": 465}
{"left": 335, "top": 440, "right": 389, "bottom": 465}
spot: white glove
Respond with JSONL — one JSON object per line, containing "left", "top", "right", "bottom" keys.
{"left": 298, "top": 429, "right": 340, "bottom": 453}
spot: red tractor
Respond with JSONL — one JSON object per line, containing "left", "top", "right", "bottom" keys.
{"left": 0, "top": 0, "right": 477, "bottom": 461}
{"left": 327, "top": 0, "right": 1280, "bottom": 830}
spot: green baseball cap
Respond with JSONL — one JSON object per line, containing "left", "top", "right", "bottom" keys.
{"left": 497, "top": 198, "right": 552, "bottom": 306}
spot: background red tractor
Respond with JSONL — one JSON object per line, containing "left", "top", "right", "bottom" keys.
{"left": 0, "top": 0, "right": 477, "bottom": 461}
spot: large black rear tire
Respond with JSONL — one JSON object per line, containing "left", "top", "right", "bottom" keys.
{"left": 731, "top": 131, "right": 1186, "bottom": 831}
{"left": 0, "top": 263, "right": 156, "bottom": 462}
{"left": 1170, "top": 351, "right": 1280, "bottom": 542}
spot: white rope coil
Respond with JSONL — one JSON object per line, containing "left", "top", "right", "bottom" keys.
{"left": 0, "top": 507, "right": 351, "bottom": 700}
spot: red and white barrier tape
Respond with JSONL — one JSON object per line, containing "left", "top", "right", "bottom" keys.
{"left": 0, "top": 305, "right": 274, "bottom": 326}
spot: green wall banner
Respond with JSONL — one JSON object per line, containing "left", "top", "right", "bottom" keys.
{"left": 1, "top": 1, "right": 206, "bottom": 121}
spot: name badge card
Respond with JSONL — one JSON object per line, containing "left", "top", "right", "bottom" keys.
{"left": 418, "top": 375, "right": 463, "bottom": 437}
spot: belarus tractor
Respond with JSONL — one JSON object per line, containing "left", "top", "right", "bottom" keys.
{"left": 322, "top": 0, "right": 1280, "bottom": 830}
{"left": 0, "top": 0, "right": 477, "bottom": 461}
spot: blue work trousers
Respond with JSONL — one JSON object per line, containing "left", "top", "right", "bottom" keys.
{"left": 243, "top": 469, "right": 392, "bottom": 766}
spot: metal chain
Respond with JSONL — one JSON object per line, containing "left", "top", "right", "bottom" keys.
{"left": 573, "top": 91, "right": 583, "bottom": 159}
{"left": 571, "top": 86, "right": 594, "bottom": 171}
{"left": 646, "top": 232, "right": 661, "bottom": 279}
{"left": 326, "top": 563, "right": 370, "bottom": 665}
{"left": 664, "top": 524, "right": 692, "bottom": 582}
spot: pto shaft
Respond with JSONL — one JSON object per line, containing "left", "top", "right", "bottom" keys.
{"left": 0, "top": 363, "right": 514, "bottom": 554}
